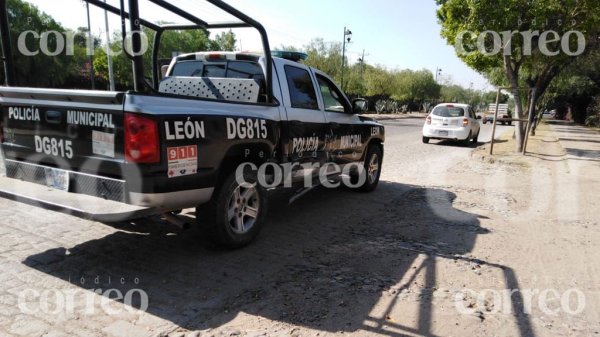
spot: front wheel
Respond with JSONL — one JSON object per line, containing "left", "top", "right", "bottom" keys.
{"left": 350, "top": 144, "right": 383, "bottom": 193}
{"left": 422, "top": 136, "right": 430, "bottom": 144}
{"left": 196, "top": 171, "right": 268, "bottom": 248}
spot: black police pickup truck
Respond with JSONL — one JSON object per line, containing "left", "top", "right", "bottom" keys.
{"left": 0, "top": 0, "right": 384, "bottom": 247}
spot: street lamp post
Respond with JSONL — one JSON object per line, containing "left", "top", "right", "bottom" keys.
{"left": 435, "top": 67, "right": 442, "bottom": 82}
{"left": 341, "top": 27, "right": 352, "bottom": 91}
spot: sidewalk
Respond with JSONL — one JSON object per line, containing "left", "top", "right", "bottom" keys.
{"left": 364, "top": 111, "right": 428, "bottom": 120}
{"left": 546, "top": 120, "right": 600, "bottom": 169}
{"left": 471, "top": 121, "right": 600, "bottom": 169}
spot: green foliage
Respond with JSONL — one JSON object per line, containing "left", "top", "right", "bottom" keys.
{"left": 540, "top": 48, "right": 600, "bottom": 123}
{"left": 93, "top": 24, "right": 235, "bottom": 90}
{"left": 3, "top": 0, "right": 78, "bottom": 87}
{"left": 436, "top": 0, "right": 600, "bottom": 148}
{"left": 298, "top": 39, "right": 441, "bottom": 101}
{"left": 211, "top": 30, "right": 236, "bottom": 51}
{"left": 585, "top": 96, "right": 600, "bottom": 127}
{"left": 302, "top": 38, "right": 344, "bottom": 82}
{"left": 392, "top": 69, "right": 440, "bottom": 102}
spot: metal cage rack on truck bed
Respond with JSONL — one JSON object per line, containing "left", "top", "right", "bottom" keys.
{"left": 0, "top": 0, "right": 274, "bottom": 103}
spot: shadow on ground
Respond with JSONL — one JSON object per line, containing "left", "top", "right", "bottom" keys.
{"left": 23, "top": 182, "right": 534, "bottom": 336}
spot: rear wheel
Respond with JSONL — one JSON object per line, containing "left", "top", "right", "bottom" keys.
{"left": 472, "top": 131, "right": 479, "bottom": 144}
{"left": 462, "top": 132, "right": 472, "bottom": 146}
{"left": 196, "top": 171, "right": 267, "bottom": 249}
{"left": 422, "top": 136, "right": 430, "bottom": 144}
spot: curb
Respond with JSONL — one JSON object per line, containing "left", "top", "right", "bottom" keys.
{"left": 365, "top": 114, "right": 427, "bottom": 121}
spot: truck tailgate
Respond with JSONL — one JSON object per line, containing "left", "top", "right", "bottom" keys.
{"left": 1, "top": 88, "right": 125, "bottom": 200}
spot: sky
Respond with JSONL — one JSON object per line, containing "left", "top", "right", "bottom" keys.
{"left": 23, "top": 0, "right": 492, "bottom": 91}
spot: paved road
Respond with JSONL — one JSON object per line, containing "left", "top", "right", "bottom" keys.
{"left": 0, "top": 120, "right": 513, "bottom": 337}
{"left": 378, "top": 118, "right": 512, "bottom": 183}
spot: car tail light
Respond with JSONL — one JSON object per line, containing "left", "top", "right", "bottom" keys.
{"left": 124, "top": 113, "right": 160, "bottom": 164}
{"left": 426, "top": 116, "right": 432, "bottom": 125}
{"left": 463, "top": 118, "right": 469, "bottom": 126}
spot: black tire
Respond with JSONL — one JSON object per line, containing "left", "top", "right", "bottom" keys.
{"left": 196, "top": 170, "right": 267, "bottom": 249}
{"left": 462, "top": 132, "right": 472, "bottom": 146}
{"left": 472, "top": 131, "right": 479, "bottom": 145}
{"left": 483, "top": 120, "right": 487, "bottom": 124}
{"left": 350, "top": 144, "right": 383, "bottom": 193}
{"left": 422, "top": 136, "right": 430, "bottom": 144}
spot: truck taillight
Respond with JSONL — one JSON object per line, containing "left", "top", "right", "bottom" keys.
{"left": 426, "top": 116, "right": 432, "bottom": 125}
{"left": 124, "top": 113, "right": 160, "bottom": 164}
{"left": 463, "top": 118, "right": 469, "bottom": 126}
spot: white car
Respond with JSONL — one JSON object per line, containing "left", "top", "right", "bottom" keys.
{"left": 422, "top": 103, "right": 481, "bottom": 145}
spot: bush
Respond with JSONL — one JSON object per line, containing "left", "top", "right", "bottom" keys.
{"left": 585, "top": 96, "right": 600, "bottom": 127}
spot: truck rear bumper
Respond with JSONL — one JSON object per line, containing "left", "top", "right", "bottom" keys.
{"left": 0, "top": 176, "right": 157, "bottom": 222}
{"left": 129, "top": 188, "right": 213, "bottom": 210}
{"left": 0, "top": 160, "right": 215, "bottom": 219}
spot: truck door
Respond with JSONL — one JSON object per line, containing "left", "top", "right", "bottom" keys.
{"left": 314, "top": 73, "right": 365, "bottom": 165}
{"left": 278, "top": 62, "right": 328, "bottom": 171}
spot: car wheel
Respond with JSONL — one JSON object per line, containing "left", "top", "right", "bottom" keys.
{"left": 462, "top": 132, "right": 472, "bottom": 146}
{"left": 196, "top": 170, "right": 267, "bottom": 249}
{"left": 483, "top": 120, "right": 487, "bottom": 124}
{"left": 472, "top": 131, "right": 479, "bottom": 145}
{"left": 350, "top": 144, "right": 383, "bottom": 193}
{"left": 422, "top": 136, "right": 430, "bottom": 144}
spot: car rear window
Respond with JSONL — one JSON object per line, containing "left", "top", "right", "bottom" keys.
{"left": 171, "top": 60, "right": 263, "bottom": 79}
{"left": 432, "top": 106, "right": 466, "bottom": 117}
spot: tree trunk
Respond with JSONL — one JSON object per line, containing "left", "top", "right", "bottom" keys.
{"left": 504, "top": 56, "right": 525, "bottom": 152}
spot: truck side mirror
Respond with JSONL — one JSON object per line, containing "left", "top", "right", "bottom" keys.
{"left": 352, "top": 98, "right": 368, "bottom": 114}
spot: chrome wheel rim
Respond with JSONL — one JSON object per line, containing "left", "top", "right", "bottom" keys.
{"left": 367, "top": 153, "right": 380, "bottom": 184}
{"left": 227, "top": 182, "right": 259, "bottom": 234}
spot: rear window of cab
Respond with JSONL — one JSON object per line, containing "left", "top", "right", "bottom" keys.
{"left": 432, "top": 106, "right": 466, "bottom": 117}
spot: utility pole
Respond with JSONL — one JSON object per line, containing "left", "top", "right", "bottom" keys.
{"left": 435, "top": 67, "right": 442, "bottom": 82}
{"left": 85, "top": 1, "right": 96, "bottom": 90}
{"left": 341, "top": 27, "right": 352, "bottom": 91}
{"left": 358, "top": 49, "right": 367, "bottom": 78}
{"left": 103, "top": 0, "right": 115, "bottom": 91}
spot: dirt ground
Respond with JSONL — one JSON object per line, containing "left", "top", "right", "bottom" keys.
{"left": 0, "top": 119, "right": 598, "bottom": 337}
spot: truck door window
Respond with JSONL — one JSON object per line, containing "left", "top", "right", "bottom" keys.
{"left": 316, "top": 75, "right": 346, "bottom": 113}
{"left": 284, "top": 65, "right": 318, "bottom": 110}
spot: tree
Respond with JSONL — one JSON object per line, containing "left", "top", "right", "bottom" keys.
{"left": 436, "top": 0, "right": 600, "bottom": 151}
{"left": 211, "top": 30, "right": 237, "bottom": 51}
{"left": 94, "top": 25, "right": 225, "bottom": 90}
{"left": 542, "top": 48, "right": 600, "bottom": 123}
{"left": 2, "top": 0, "right": 74, "bottom": 87}
{"left": 364, "top": 65, "right": 395, "bottom": 97}
{"left": 302, "top": 38, "right": 343, "bottom": 83}
{"left": 393, "top": 69, "right": 440, "bottom": 104}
